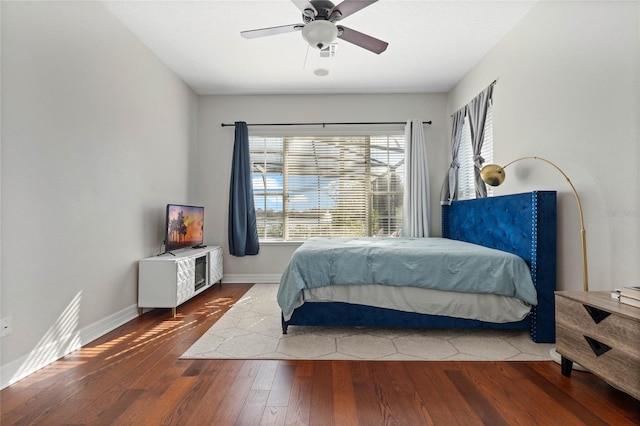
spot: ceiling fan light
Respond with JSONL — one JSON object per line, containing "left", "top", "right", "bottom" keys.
{"left": 302, "top": 20, "right": 338, "bottom": 50}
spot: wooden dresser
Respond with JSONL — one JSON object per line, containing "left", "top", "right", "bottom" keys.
{"left": 555, "top": 291, "right": 640, "bottom": 400}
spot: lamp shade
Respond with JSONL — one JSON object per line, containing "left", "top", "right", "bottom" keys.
{"left": 302, "top": 20, "right": 338, "bottom": 50}
{"left": 480, "top": 164, "right": 506, "bottom": 186}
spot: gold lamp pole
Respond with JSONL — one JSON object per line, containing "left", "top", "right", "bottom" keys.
{"left": 480, "top": 156, "right": 588, "bottom": 292}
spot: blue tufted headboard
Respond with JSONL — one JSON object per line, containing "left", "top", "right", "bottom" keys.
{"left": 442, "top": 191, "right": 557, "bottom": 342}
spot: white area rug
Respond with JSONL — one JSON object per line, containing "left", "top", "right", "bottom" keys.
{"left": 181, "top": 284, "right": 554, "bottom": 361}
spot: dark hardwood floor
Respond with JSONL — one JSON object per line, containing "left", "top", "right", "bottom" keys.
{"left": 1, "top": 283, "right": 639, "bottom": 425}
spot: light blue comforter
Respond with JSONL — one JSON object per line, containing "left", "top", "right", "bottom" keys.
{"left": 278, "top": 237, "right": 537, "bottom": 320}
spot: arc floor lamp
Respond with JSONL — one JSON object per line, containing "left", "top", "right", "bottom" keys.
{"left": 481, "top": 156, "right": 589, "bottom": 368}
{"left": 481, "top": 156, "right": 588, "bottom": 292}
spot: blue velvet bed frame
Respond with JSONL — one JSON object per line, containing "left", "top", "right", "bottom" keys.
{"left": 281, "top": 191, "right": 557, "bottom": 343}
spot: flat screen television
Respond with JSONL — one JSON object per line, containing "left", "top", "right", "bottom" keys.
{"left": 164, "top": 204, "right": 204, "bottom": 252}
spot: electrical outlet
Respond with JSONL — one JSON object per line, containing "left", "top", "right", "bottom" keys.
{"left": 1, "top": 317, "right": 12, "bottom": 337}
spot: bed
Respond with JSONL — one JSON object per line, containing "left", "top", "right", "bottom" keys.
{"left": 278, "top": 191, "right": 557, "bottom": 343}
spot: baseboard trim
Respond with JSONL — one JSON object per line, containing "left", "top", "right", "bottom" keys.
{"left": 0, "top": 304, "right": 138, "bottom": 390}
{"left": 223, "top": 274, "right": 281, "bottom": 284}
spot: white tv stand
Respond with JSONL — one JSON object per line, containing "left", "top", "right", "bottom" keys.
{"left": 138, "top": 246, "right": 223, "bottom": 316}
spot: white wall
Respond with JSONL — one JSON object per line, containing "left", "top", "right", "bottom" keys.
{"left": 448, "top": 0, "right": 639, "bottom": 291}
{"left": 1, "top": 1, "right": 197, "bottom": 386}
{"left": 195, "top": 94, "right": 449, "bottom": 279}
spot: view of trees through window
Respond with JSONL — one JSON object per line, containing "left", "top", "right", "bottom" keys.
{"left": 250, "top": 134, "right": 404, "bottom": 241}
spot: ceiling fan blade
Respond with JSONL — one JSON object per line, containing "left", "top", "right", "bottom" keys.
{"left": 331, "top": 0, "right": 378, "bottom": 20}
{"left": 291, "top": 0, "right": 317, "bottom": 17}
{"left": 241, "top": 24, "right": 303, "bottom": 39}
{"left": 337, "top": 25, "right": 388, "bottom": 54}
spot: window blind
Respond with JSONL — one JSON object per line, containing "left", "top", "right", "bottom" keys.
{"left": 457, "top": 104, "right": 494, "bottom": 200}
{"left": 250, "top": 134, "right": 404, "bottom": 241}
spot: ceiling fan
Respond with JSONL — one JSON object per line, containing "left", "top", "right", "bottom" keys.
{"left": 241, "top": 0, "right": 388, "bottom": 55}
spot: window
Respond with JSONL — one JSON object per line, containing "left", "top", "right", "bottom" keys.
{"left": 250, "top": 134, "right": 404, "bottom": 241}
{"left": 457, "top": 103, "right": 493, "bottom": 199}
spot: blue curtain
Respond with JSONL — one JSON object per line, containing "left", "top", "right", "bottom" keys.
{"left": 228, "top": 122, "right": 260, "bottom": 256}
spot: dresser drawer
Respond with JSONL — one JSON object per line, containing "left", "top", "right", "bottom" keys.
{"left": 555, "top": 296, "right": 640, "bottom": 354}
{"left": 556, "top": 324, "right": 640, "bottom": 399}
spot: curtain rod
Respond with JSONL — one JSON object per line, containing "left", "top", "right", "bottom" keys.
{"left": 221, "top": 121, "right": 432, "bottom": 128}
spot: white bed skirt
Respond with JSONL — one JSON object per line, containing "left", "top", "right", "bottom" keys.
{"left": 302, "top": 284, "right": 532, "bottom": 324}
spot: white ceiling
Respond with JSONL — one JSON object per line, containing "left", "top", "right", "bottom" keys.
{"left": 103, "top": 0, "right": 536, "bottom": 95}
